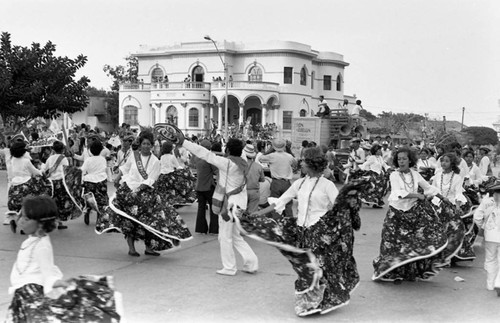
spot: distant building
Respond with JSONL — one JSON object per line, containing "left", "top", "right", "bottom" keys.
{"left": 118, "top": 40, "right": 356, "bottom": 138}
{"left": 71, "top": 96, "right": 115, "bottom": 133}
{"left": 493, "top": 100, "right": 500, "bottom": 139}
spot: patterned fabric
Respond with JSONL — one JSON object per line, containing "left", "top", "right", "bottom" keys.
{"left": 454, "top": 189, "right": 479, "bottom": 261}
{"left": 96, "top": 184, "right": 192, "bottom": 251}
{"left": 8, "top": 176, "right": 52, "bottom": 212}
{"left": 83, "top": 180, "right": 109, "bottom": 213}
{"left": 235, "top": 178, "right": 370, "bottom": 316}
{"left": 373, "top": 198, "right": 465, "bottom": 281}
{"left": 154, "top": 168, "right": 197, "bottom": 205}
{"left": 51, "top": 179, "right": 81, "bottom": 221}
{"left": 479, "top": 176, "right": 497, "bottom": 195}
{"left": 419, "top": 168, "right": 435, "bottom": 182}
{"left": 349, "top": 169, "right": 388, "bottom": 206}
{"left": 5, "top": 276, "right": 121, "bottom": 323}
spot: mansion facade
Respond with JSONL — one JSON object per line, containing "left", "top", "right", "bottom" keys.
{"left": 119, "top": 40, "right": 356, "bottom": 138}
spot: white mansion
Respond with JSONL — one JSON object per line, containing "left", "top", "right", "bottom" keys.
{"left": 119, "top": 40, "right": 356, "bottom": 138}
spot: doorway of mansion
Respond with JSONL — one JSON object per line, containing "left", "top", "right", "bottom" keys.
{"left": 246, "top": 108, "right": 262, "bottom": 128}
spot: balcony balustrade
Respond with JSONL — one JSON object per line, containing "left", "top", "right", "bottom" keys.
{"left": 120, "top": 81, "right": 280, "bottom": 92}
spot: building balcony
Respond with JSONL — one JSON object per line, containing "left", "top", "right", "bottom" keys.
{"left": 210, "top": 81, "right": 280, "bottom": 92}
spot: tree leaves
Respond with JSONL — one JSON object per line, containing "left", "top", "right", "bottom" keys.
{"left": 0, "top": 32, "right": 90, "bottom": 131}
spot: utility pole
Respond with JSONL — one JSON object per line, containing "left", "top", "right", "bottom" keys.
{"left": 461, "top": 107, "right": 465, "bottom": 130}
{"left": 443, "top": 116, "right": 446, "bottom": 132}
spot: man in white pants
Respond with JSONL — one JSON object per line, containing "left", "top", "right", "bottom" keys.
{"left": 179, "top": 134, "right": 259, "bottom": 276}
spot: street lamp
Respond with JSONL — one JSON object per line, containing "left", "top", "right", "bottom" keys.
{"left": 204, "top": 35, "right": 229, "bottom": 140}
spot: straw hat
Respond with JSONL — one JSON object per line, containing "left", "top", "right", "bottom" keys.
{"left": 479, "top": 145, "right": 491, "bottom": 153}
{"left": 272, "top": 138, "right": 286, "bottom": 152}
{"left": 244, "top": 144, "right": 256, "bottom": 158}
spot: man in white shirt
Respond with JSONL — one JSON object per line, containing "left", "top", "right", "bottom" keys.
{"left": 344, "top": 137, "right": 366, "bottom": 173}
{"left": 479, "top": 146, "right": 491, "bottom": 176}
{"left": 316, "top": 95, "right": 329, "bottom": 117}
{"left": 381, "top": 141, "right": 393, "bottom": 166}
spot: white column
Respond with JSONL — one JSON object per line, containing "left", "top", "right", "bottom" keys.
{"left": 218, "top": 103, "right": 223, "bottom": 134}
{"left": 274, "top": 107, "right": 279, "bottom": 124}
{"left": 261, "top": 104, "right": 267, "bottom": 124}
{"left": 209, "top": 103, "right": 214, "bottom": 123}
{"left": 199, "top": 104, "right": 205, "bottom": 130}
{"left": 238, "top": 103, "right": 244, "bottom": 124}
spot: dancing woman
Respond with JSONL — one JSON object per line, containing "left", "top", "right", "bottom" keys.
{"left": 416, "top": 148, "right": 436, "bottom": 182}
{"left": 250, "top": 147, "right": 362, "bottom": 316}
{"left": 154, "top": 141, "right": 196, "bottom": 206}
{"left": 373, "top": 147, "right": 464, "bottom": 281}
{"left": 96, "top": 131, "right": 192, "bottom": 256}
{"left": 432, "top": 153, "right": 473, "bottom": 262}
{"left": 359, "top": 144, "right": 390, "bottom": 208}
{"left": 7, "top": 142, "right": 51, "bottom": 214}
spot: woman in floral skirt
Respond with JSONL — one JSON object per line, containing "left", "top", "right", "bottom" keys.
{"left": 7, "top": 142, "right": 51, "bottom": 214}
{"left": 372, "top": 147, "right": 465, "bottom": 282}
{"left": 358, "top": 143, "right": 390, "bottom": 208}
{"left": 249, "top": 147, "right": 364, "bottom": 316}
{"left": 432, "top": 152, "right": 473, "bottom": 262}
{"left": 96, "top": 130, "right": 192, "bottom": 256}
{"left": 154, "top": 140, "right": 196, "bottom": 206}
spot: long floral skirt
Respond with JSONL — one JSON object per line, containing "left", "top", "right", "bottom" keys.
{"left": 7, "top": 176, "right": 52, "bottom": 212}
{"left": 154, "top": 168, "right": 197, "bottom": 205}
{"left": 453, "top": 195, "right": 478, "bottom": 261}
{"left": 349, "top": 169, "right": 387, "bottom": 206}
{"left": 5, "top": 276, "right": 122, "bottom": 323}
{"left": 235, "top": 203, "right": 360, "bottom": 316}
{"left": 372, "top": 198, "right": 466, "bottom": 282}
{"left": 95, "top": 184, "right": 192, "bottom": 251}
{"left": 83, "top": 180, "right": 109, "bottom": 214}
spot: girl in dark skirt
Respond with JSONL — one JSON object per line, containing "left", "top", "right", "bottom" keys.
{"left": 41, "top": 141, "right": 82, "bottom": 229}
{"left": 7, "top": 142, "right": 51, "bottom": 213}
{"left": 97, "top": 131, "right": 192, "bottom": 256}
{"left": 372, "top": 147, "right": 465, "bottom": 281}
{"left": 81, "top": 140, "right": 109, "bottom": 225}
{"left": 358, "top": 143, "right": 390, "bottom": 208}
{"left": 6, "top": 196, "right": 122, "bottom": 323}
{"left": 249, "top": 147, "right": 366, "bottom": 316}
{"left": 154, "top": 141, "right": 197, "bottom": 206}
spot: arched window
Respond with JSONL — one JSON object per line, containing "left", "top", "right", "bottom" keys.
{"left": 248, "top": 66, "right": 263, "bottom": 82}
{"left": 166, "top": 105, "right": 178, "bottom": 125}
{"left": 300, "top": 67, "right": 307, "bottom": 86}
{"left": 189, "top": 108, "right": 199, "bottom": 127}
{"left": 151, "top": 68, "right": 164, "bottom": 83}
{"left": 123, "top": 105, "right": 138, "bottom": 125}
{"left": 336, "top": 74, "right": 342, "bottom": 91}
{"left": 300, "top": 109, "right": 307, "bottom": 117}
{"left": 192, "top": 66, "right": 204, "bottom": 83}
{"left": 311, "top": 71, "right": 315, "bottom": 89}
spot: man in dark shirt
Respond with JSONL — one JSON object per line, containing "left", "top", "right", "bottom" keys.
{"left": 193, "top": 140, "right": 219, "bottom": 234}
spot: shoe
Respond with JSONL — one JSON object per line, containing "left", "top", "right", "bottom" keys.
{"left": 20, "top": 230, "right": 25, "bottom": 235}
{"left": 372, "top": 205, "right": 383, "bottom": 209}
{"left": 58, "top": 224, "right": 68, "bottom": 230}
{"left": 128, "top": 251, "right": 140, "bottom": 257}
{"left": 145, "top": 250, "right": 160, "bottom": 256}
{"left": 495, "top": 287, "right": 500, "bottom": 297}
{"left": 216, "top": 269, "right": 236, "bottom": 276}
{"left": 242, "top": 269, "right": 257, "bottom": 274}
{"left": 3, "top": 218, "right": 10, "bottom": 225}
{"left": 10, "top": 220, "right": 17, "bottom": 233}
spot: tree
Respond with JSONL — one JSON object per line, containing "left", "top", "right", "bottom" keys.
{"left": 462, "top": 126, "right": 499, "bottom": 146}
{"left": 103, "top": 54, "right": 138, "bottom": 91}
{"left": 0, "top": 32, "right": 90, "bottom": 132}
{"left": 359, "top": 109, "right": 376, "bottom": 121}
{"left": 102, "top": 55, "right": 138, "bottom": 127}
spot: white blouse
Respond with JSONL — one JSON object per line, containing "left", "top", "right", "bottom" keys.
{"left": 271, "top": 176, "right": 338, "bottom": 227}
{"left": 81, "top": 156, "right": 108, "bottom": 183}
{"left": 361, "top": 155, "right": 388, "bottom": 174}
{"left": 160, "top": 154, "right": 181, "bottom": 174}
{"left": 120, "top": 152, "right": 160, "bottom": 191}
{"left": 9, "top": 235, "right": 63, "bottom": 295}
{"left": 432, "top": 169, "right": 467, "bottom": 205}
{"left": 388, "top": 169, "right": 440, "bottom": 211}
{"left": 479, "top": 156, "right": 490, "bottom": 176}
{"left": 11, "top": 157, "right": 42, "bottom": 186}
{"left": 41, "top": 154, "right": 69, "bottom": 180}
{"left": 466, "top": 163, "right": 486, "bottom": 186}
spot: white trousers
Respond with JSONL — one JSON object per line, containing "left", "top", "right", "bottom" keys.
{"left": 484, "top": 241, "right": 500, "bottom": 289}
{"left": 218, "top": 194, "right": 258, "bottom": 274}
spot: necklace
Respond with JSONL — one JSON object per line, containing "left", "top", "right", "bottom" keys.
{"left": 15, "top": 238, "right": 41, "bottom": 275}
{"left": 440, "top": 171, "right": 454, "bottom": 197}
{"left": 399, "top": 170, "right": 415, "bottom": 192}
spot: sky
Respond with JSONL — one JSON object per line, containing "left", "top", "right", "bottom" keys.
{"left": 2, "top": 0, "right": 499, "bottom": 127}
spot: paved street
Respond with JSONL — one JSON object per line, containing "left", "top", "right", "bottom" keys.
{"left": 0, "top": 169, "right": 498, "bottom": 322}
